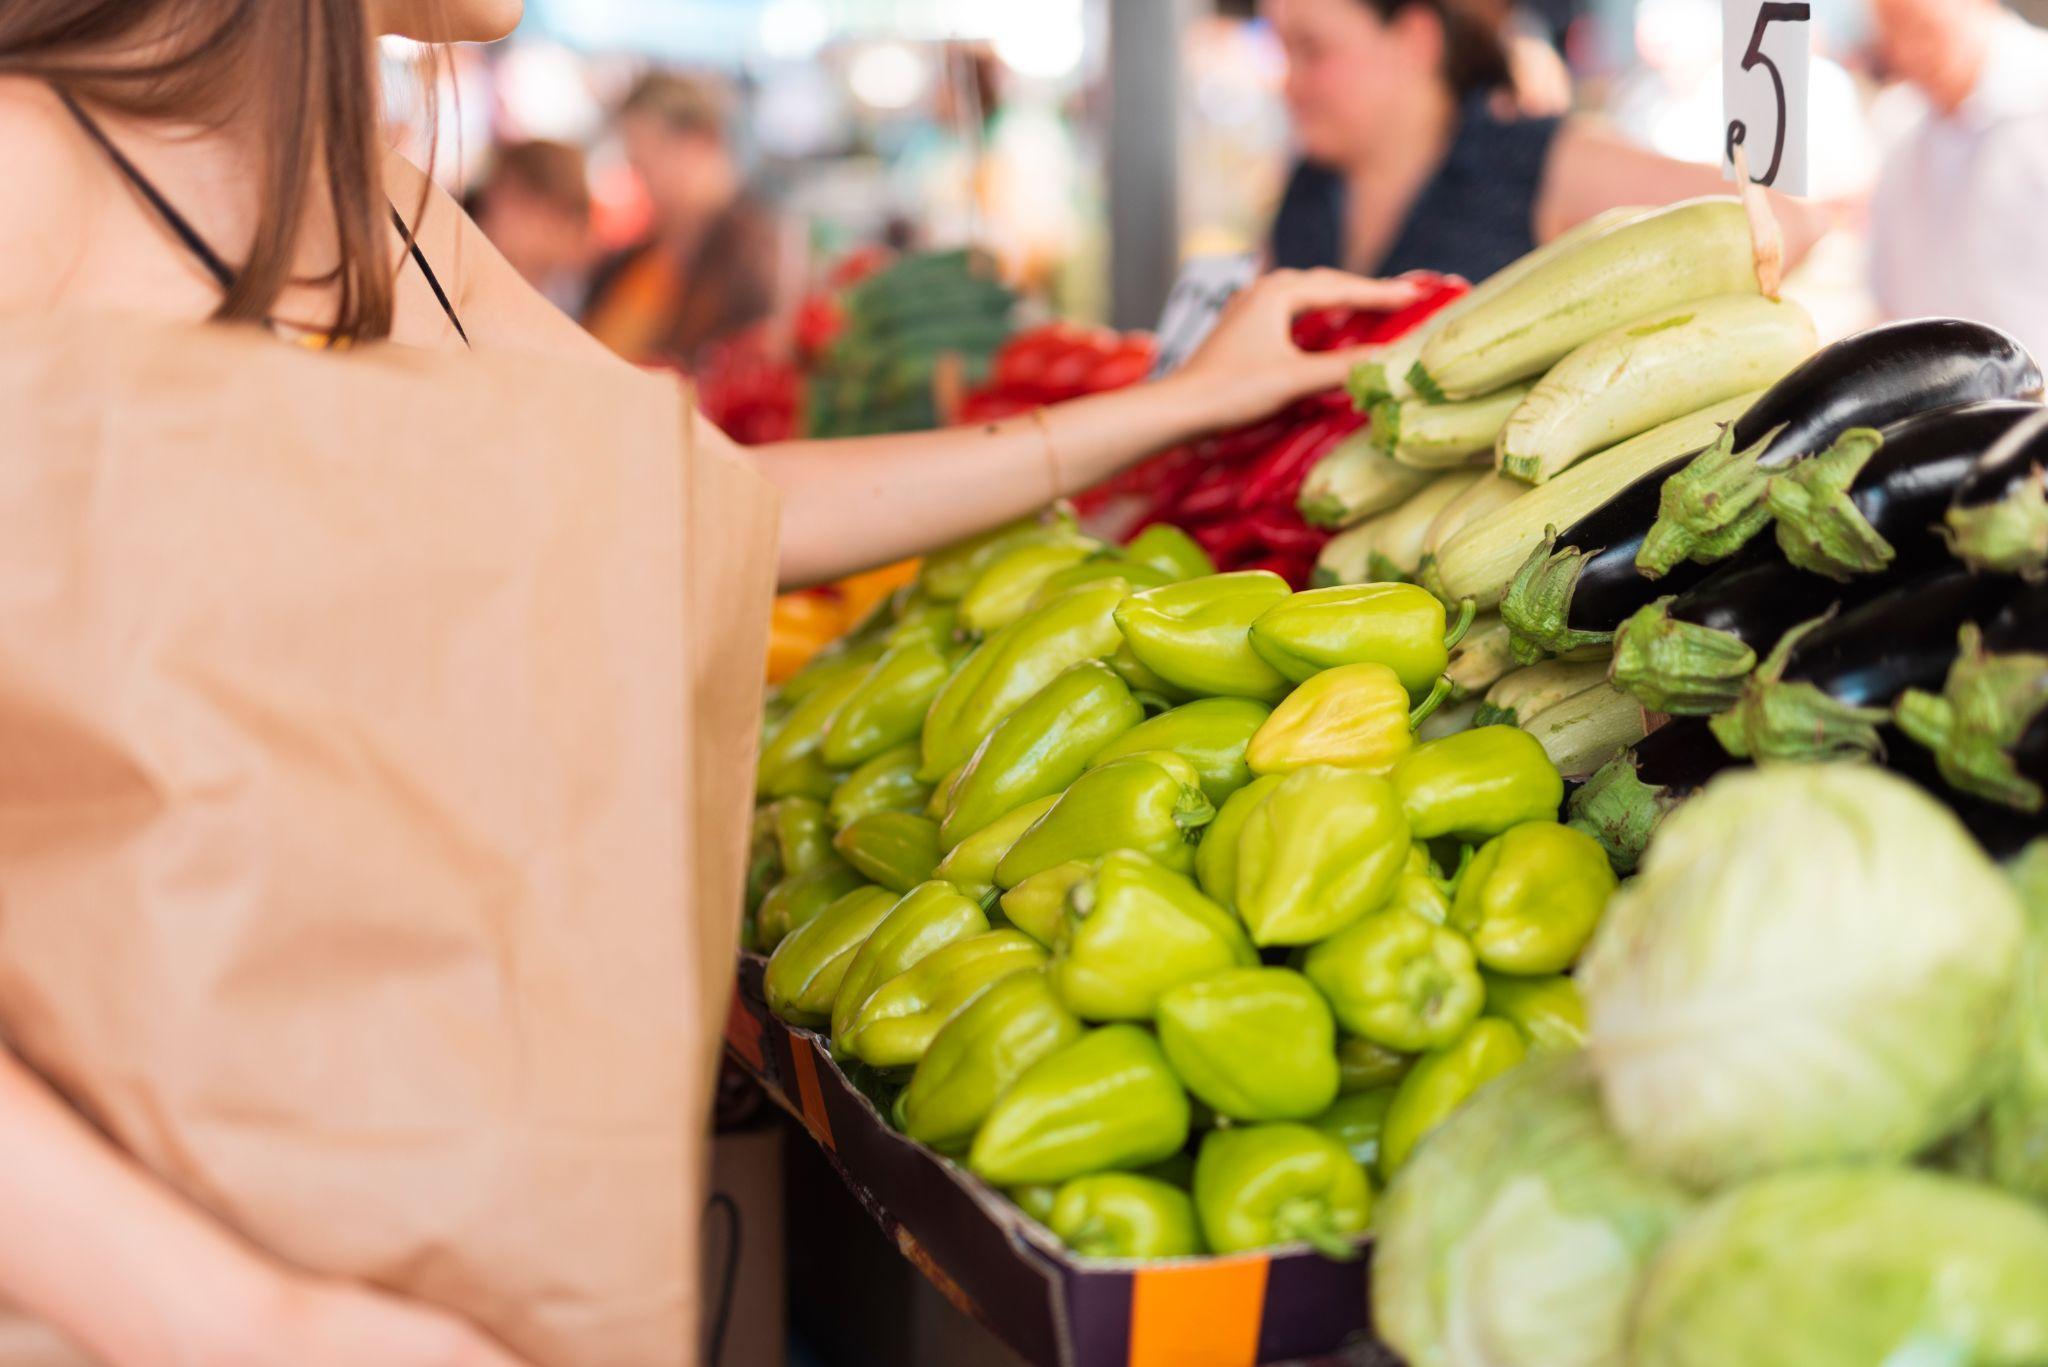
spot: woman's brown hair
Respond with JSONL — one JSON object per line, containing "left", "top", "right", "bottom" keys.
{"left": 1356, "top": 0, "right": 1513, "bottom": 101}
{"left": 0, "top": 0, "right": 439, "bottom": 343}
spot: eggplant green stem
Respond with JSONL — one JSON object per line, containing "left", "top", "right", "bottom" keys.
{"left": 1443, "top": 597, "right": 1478, "bottom": 650}
{"left": 1608, "top": 596, "right": 1760, "bottom": 716}
{"left": 1708, "top": 609, "right": 1890, "bottom": 762}
{"left": 1892, "top": 625, "right": 2048, "bottom": 813}
{"left": 1764, "top": 428, "right": 1892, "bottom": 580}
{"left": 1635, "top": 426, "right": 1777, "bottom": 579}
{"left": 1943, "top": 466, "right": 2048, "bottom": 580}
{"left": 1408, "top": 676, "right": 1455, "bottom": 732}
{"left": 1499, "top": 527, "right": 1616, "bottom": 664}
{"left": 1566, "top": 754, "right": 1677, "bottom": 875}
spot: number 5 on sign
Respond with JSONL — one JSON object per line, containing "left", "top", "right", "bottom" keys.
{"left": 1723, "top": 1, "right": 1810, "bottom": 195}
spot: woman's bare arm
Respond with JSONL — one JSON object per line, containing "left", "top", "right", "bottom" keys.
{"left": 1534, "top": 117, "right": 1843, "bottom": 268}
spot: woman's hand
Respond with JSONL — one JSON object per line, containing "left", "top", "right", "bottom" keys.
{"left": 225, "top": 1274, "right": 535, "bottom": 1367}
{"left": 1164, "top": 268, "right": 1426, "bottom": 430}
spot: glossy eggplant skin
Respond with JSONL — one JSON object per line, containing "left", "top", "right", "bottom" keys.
{"left": 1632, "top": 717, "right": 1737, "bottom": 796}
{"left": 1954, "top": 408, "right": 2048, "bottom": 510}
{"left": 1840, "top": 402, "right": 2043, "bottom": 564}
{"left": 1886, "top": 734, "right": 2046, "bottom": 859}
{"left": 1780, "top": 570, "right": 2021, "bottom": 707}
{"left": 1557, "top": 459, "right": 1775, "bottom": 634}
{"left": 1981, "top": 580, "right": 2048, "bottom": 654}
{"left": 1666, "top": 552, "right": 1887, "bottom": 651}
{"left": 1732, "top": 318, "right": 2042, "bottom": 471}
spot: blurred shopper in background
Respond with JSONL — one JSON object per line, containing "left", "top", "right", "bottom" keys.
{"left": 470, "top": 139, "right": 593, "bottom": 314}
{"left": 1866, "top": 0, "right": 2048, "bottom": 358}
{"left": 1267, "top": 0, "right": 1832, "bottom": 282}
{"left": 581, "top": 71, "right": 777, "bottom": 367}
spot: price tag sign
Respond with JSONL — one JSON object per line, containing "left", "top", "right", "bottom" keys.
{"left": 1723, "top": 1, "right": 1811, "bottom": 195}
{"left": 1150, "top": 253, "right": 1259, "bottom": 378}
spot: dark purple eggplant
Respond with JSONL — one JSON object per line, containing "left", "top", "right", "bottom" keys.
{"left": 1608, "top": 549, "right": 1893, "bottom": 715}
{"left": 1945, "top": 407, "right": 2048, "bottom": 578}
{"left": 1766, "top": 400, "right": 2042, "bottom": 580}
{"left": 1885, "top": 732, "right": 2046, "bottom": 858}
{"left": 1565, "top": 718, "right": 1732, "bottom": 874}
{"left": 1893, "top": 580, "right": 2048, "bottom": 814}
{"left": 1709, "top": 568, "right": 2022, "bottom": 764}
{"left": 1637, "top": 319, "right": 2043, "bottom": 577}
{"left": 1499, "top": 454, "right": 1776, "bottom": 661}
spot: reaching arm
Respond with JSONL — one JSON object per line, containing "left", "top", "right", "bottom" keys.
{"left": 752, "top": 268, "right": 1423, "bottom": 588}
{"left": 1534, "top": 117, "right": 1844, "bottom": 268}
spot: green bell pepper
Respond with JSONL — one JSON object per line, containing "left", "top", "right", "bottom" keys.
{"left": 747, "top": 796, "right": 835, "bottom": 914}
{"left": 821, "top": 637, "right": 958, "bottom": 770}
{"left": 831, "top": 811, "right": 942, "bottom": 893}
{"left": 763, "top": 885, "right": 899, "bottom": 1027}
{"left": 1300, "top": 908, "right": 1485, "bottom": 1051}
{"left": 920, "top": 508, "right": 1084, "bottom": 601}
{"left": 881, "top": 591, "right": 960, "bottom": 648}
{"left": 1449, "top": 821, "right": 1616, "bottom": 974}
{"left": 827, "top": 744, "right": 934, "bottom": 829}
{"left": 830, "top": 882, "right": 991, "bottom": 1046}
{"left": 1194, "top": 773, "right": 1283, "bottom": 907}
{"left": 1483, "top": 972, "right": 1589, "bottom": 1052}
{"left": 899, "top": 968, "right": 1084, "bottom": 1151}
{"left": 1028, "top": 558, "right": 1177, "bottom": 609}
{"left": 1156, "top": 967, "right": 1341, "bottom": 1121}
{"left": 1113, "top": 571, "right": 1295, "bottom": 701}
{"left": 1086, "top": 696, "right": 1270, "bottom": 806}
{"left": 919, "top": 581, "right": 1126, "bottom": 781}
{"left": 1384, "top": 843, "right": 1453, "bottom": 925}
{"left": 1050, "top": 1174, "right": 1203, "bottom": 1260}
{"left": 958, "top": 542, "right": 1097, "bottom": 636}
{"left": 1338, "top": 1037, "right": 1415, "bottom": 1094}
{"left": 1009, "top": 1184, "right": 1060, "bottom": 1224}
{"left": 841, "top": 929, "right": 1047, "bottom": 1068}
{"left": 931, "top": 793, "right": 1060, "bottom": 905}
{"left": 758, "top": 749, "right": 845, "bottom": 803}
{"left": 1229, "top": 766, "right": 1412, "bottom": 945}
{"left": 939, "top": 662, "right": 1144, "bottom": 849}
{"left": 1247, "top": 662, "right": 1447, "bottom": 775}
{"left": 1048, "top": 851, "right": 1259, "bottom": 1020}
{"left": 1248, "top": 582, "right": 1459, "bottom": 695}
{"left": 1192, "top": 1123, "right": 1373, "bottom": 1257}
{"left": 968, "top": 1024, "right": 1192, "bottom": 1186}
{"left": 998, "top": 859, "right": 1092, "bottom": 947}
{"left": 1123, "top": 524, "right": 1216, "bottom": 582}
{"left": 995, "top": 752, "right": 1215, "bottom": 889}
{"left": 757, "top": 655, "right": 871, "bottom": 790}
{"left": 1310, "top": 1088, "right": 1396, "bottom": 1172}
{"left": 755, "top": 860, "right": 867, "bottom": 953}
{"left": 1107, "top": 643, "right": 1192, "bottom": 707}
{"left": 1379, "top": 1017, "right": 1527, "bottom": 1178}
{"left": 925, "top": 763, "right": 964, "bottom": 820}
{"left": 770, "top": 639, "right": 885, "bottom": 712}
{"left": 1390, "top": 725, "right": 1564, "bottom": 841}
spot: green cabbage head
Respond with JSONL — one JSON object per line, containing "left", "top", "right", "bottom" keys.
{"left": 1580, "top": 764, "right": 2021, "bottom": 1186}
{"left": 1982, "top": 839, "right": 2048, "bottom": 1198}
{"left": 1371, "top": 1051, "right": 1695, "bottom": 1367}
{"left": 1633, "top": 1167, "right": 2048, "bottom": 1366}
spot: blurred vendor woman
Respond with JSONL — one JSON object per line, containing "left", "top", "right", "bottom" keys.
{"left": 0, "top": 1, "right": 1418, "bottom": 1362}
{"left": 1267, "top": 0, "right": 1833, "bottom": 281}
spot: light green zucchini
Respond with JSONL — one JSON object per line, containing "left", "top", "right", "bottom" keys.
{"left": 1312, "top": 470, "right": 1489, "bottom": 585}
{"left": 1477, "top": 659, "right": 1613, "bottom": 727}
{"left": 1297, "top": 431, "right": 1437, "bottom": 529}
{"left": 1374, "top": 383, "right": 1535, "bottom": 470}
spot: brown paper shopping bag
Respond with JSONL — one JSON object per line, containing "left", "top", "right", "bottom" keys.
{"left": 0, "top": 315, "right": 777, "bottom": 1365}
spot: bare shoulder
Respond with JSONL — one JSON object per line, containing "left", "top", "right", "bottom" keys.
{"left": 381, "top": 146, "right": 618, "bottom": 364}
{"left": 0, "top": 77, "right": 98, "bottom": 306}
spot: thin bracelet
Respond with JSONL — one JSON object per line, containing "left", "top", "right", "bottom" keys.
{"left": 1030, "top": 406, "right": 1062, "bottom": 501}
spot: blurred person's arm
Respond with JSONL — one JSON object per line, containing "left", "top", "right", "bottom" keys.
{"left": 1535, "top": 118, "right": 1845, "bottom": 267}
{"left": 0, "top": 1043, "right": 530, "bottom": 1366}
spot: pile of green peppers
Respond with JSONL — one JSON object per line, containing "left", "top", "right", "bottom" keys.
{"left": 751, "top": 512, "right": 1620, "bottom": 1262}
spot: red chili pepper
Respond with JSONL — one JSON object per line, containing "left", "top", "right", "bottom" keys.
{"left": 1198, "top": 416, "right": 1291, "bottom": 465}
{"left": 1172, "top": 462, "right": 1249, "bottom": 521}
{"left": 1082, "top": 344, "right": 1155, "bottom": 394}
{"left": 1239, "top": 412, "right": 1366, "bottom": 509}
{"left": 1240, "top": 551, "right": 1319, "bottom": 588}
{"left": 1243, "top": 505, "right": 1330, "bottom": 557}
{"left": 1189, "top": 517, "right": 1264, "bottom": 564}
{"left": 1363, "top": 273, "right": 1470, "bottom": 344}
{"left": 1290, "top": 308, "right": 1346, "bottom": 352}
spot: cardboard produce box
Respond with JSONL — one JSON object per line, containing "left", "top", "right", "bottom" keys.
{"left": 726, "top": 957, "right": 1400, "bottom": 1367}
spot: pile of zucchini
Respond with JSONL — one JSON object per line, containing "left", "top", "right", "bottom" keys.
{"left": 1307, "top": 195, "right": 2048, "bottom": 858}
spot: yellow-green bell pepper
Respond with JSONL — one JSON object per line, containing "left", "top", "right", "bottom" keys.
{"left": 957, "top": 542, "right": 1097, "bottom": 636}
{"left": 996, "top": 752, "right": 1215, "bottom": 889}
{"left": 1482, "top": 972, "right": 1589, "bottom": 1052}
{"left": 1389, "top": 725, "right": 1564, "bottom": 840}
{"left": 1301, "top": 907, "right": 1485, "bottom": 1051}
{"left": 939, "top": 661, "right": 1144, "bottom": 849}
{"left": 930, "top": 793, "right": 1060, "bottom": 905}
{"left": 832, "top": 811, "right": 942, "bottom": 894}
{"left": 1048, "top": 851, "right": 1258, "bottom": 1021}
{"left": 1228, "top": 766, "right": 1412, "bottom": 945}
{"left": 969, "top": 1024, "right": 1192, "bottom": 1186}
{"left": 1193, "top": 1122, "right": 1373, "bottom": 1257}
{"left": 1113, "top": 571, "right": 1295, "bottom": 701}
{"left": 830, "top": 882, "right": 990, "bottom": 1046}
{"left": 1085, "top": 696, "right": 1271, "bottom": 806}
{"left": 1309, "top": 1087, "right": 1396, "bottom": 1172}
{"left": 755, "top": 860, "right": 867, "bottom": 953}
{"left": 840, "top": 929, "right": 1047, "bottom": 1068}
{"left": 920, "top": 508, "right": 1085, "bottom": 601}
{"left": 763, "top": 885, "right": 899, "bottom": 1027}
{"left": 1379, "top": 1017, "right": 1527, "bottom": 1178}
{"left": 1248, "top": 582, "right": 1462, "bottom": 695}
{"left": 1156, "top": 967, "right": 1341, "bottom": 1122}
{"left": 1123, "top": 523, "right": 1217, "bottom": 582}
{"left": 1247, "top": 662, "right": 1449, "bottom": 775}
{"left": 821, "top": 637, "right": 958, "bottom": 770}
{"left": 1338, "top": 1036, "right": 1415, "bottom": 1094}
{"left": 827, "top": 743, "right": 934, "bottom": 829}
{"left": 1050, "top": 1173, "right": 1203, "bottom": 1260}
{"left": 899, "top": 968, "right": 1084, "bottom": 1151}
{"left": 999, "top": 859, "right": 1093, "bottom": 947}
{"left": 1450, "top": 821, "right": 1616, "bottom": 974}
